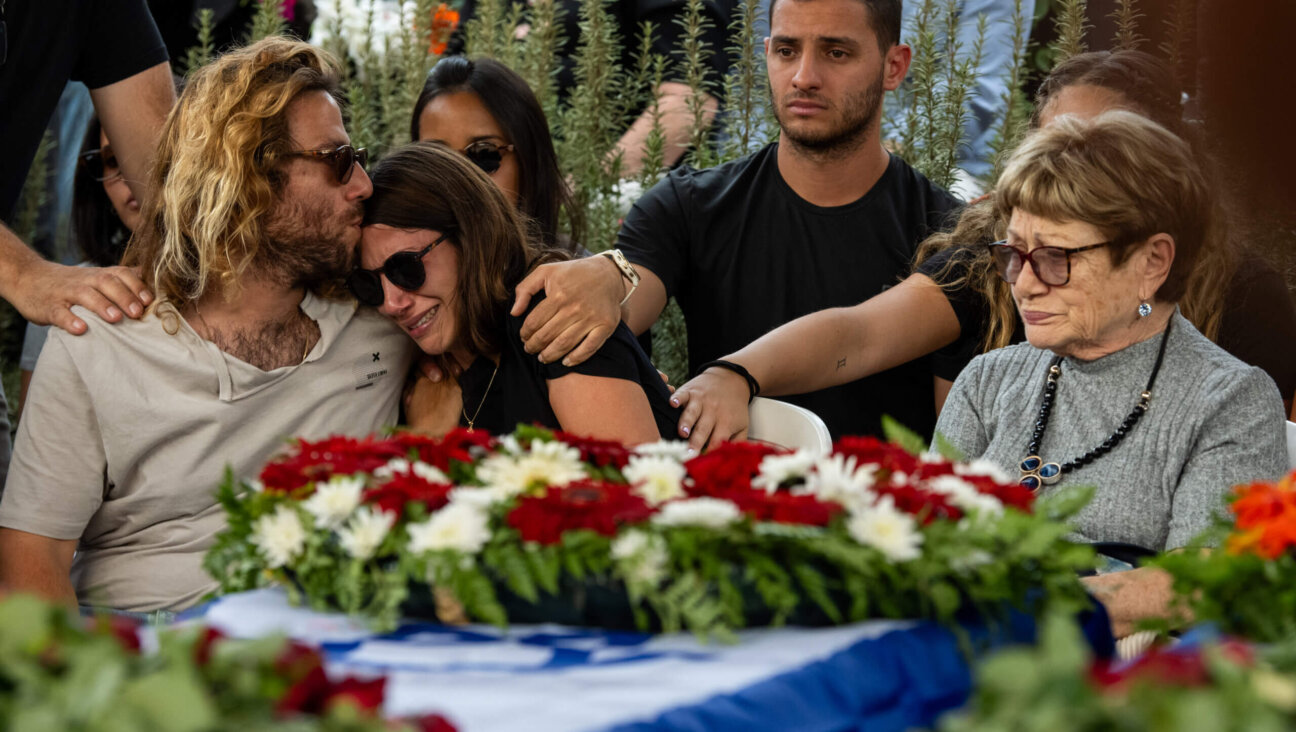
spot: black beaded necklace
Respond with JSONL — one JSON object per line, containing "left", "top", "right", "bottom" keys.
{"left": 1018, "top": 316, "right": 1174, "bottom": 492}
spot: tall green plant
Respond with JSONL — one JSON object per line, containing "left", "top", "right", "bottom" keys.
{"left": 676, "top": 0, "right": 719, "bottom": 169}
{"left": 184, "top": 9, "right": 217, "bottom": 74}
{"left": 518, "top": 0, "right": 566, "bottom": 125}
{"left": 1159, "top": 0, "right": 1195, "bottom": 93}
{"left": 1111, "top": 0, "right": 1144, "bottom": 50}
{"left": 985, "top": 0, "right": 1033, "bottom": 184}
{"left": 718, "top": 0, "right": 770, "bottom": 163}
{"left": 556, "top": 0, "right": 627, "bottom": 250}
{"left": 248, "top": 0, "right": 288, "bottom": 42}
{"left": 1050, "top": 0, "right": 1089, "bottom": 63}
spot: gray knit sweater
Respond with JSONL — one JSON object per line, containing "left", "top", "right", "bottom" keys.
{"left": 935, "top": 311, "right": 1287, "bottom": 550}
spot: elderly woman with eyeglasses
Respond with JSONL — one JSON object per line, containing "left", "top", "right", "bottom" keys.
{"left": 933, "top": 111, "right": 1287, "bottom": 636}
{"left": 353, "top": 142, "right": 679, "bottom": 443}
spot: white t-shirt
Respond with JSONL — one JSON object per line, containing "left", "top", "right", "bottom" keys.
{"left": 0, "top": 293, "right": 413, "bottom": 611}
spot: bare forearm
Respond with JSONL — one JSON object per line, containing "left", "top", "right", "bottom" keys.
{"left": 728, "top": 307, "right": 871, "bottom": 397}
{"left": 90, "top": 61, "right": 175, "bottom": 202}
{"left": 1082, "top": 566, "right": 1184, "bottom": 638}
{"left": 727, "top": 274, "right": 962, "bottom": 396}
{"left": 0, "top": 223, "right": 45, "bottom": 304}
{"left": 0, "top": 530, "right": 78, "bottom": 607}
{"left": 616, "top": 82, "right": 719, "bottom": 177}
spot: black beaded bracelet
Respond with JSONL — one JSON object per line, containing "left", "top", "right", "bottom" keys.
{"left": 694, "top": 359, "right": 761, "bottom": 402}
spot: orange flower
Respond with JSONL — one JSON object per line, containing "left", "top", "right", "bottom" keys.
{"left": 429, "top": 3, "right": 460, "bottom": 56}
{"left": 1226, "top": 472, "right": 1296, "bottom": 559}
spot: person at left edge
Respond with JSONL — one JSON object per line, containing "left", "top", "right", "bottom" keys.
{"left": 0, "top": 38, "right": 413, "bottom": 615}
{"left": 0, "top": 0, "right": 176, "bottom": 487}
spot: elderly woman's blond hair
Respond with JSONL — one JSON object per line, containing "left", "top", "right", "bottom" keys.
{"left": 124, "top": 38, "right": 346, "bottom": 307}
{"left": 994, "top": 110, "right": 1213, "bottom": 305}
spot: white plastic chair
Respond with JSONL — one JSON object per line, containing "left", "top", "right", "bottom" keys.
{"left": 1286, "top": 421, "right": 1296, "bottom": 470}
{"left": 747, "top": 397, "right": 833, "bottom": 453}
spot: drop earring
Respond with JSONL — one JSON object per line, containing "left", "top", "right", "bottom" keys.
{"left": 1138, "top": 302, "right": 1152, "bottom": 318}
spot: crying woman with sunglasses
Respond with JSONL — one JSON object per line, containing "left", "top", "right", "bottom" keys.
{"left": 353, "top": 142, "right": 680, "bottom": 443}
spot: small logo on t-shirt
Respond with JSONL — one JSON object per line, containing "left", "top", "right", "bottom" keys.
{"left": 353, "top": 352, "right": 390, "bottom": 390}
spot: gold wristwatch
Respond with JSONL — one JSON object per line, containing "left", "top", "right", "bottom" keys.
{"left": 599, "top": 249, "right": 640, "bottom": 306}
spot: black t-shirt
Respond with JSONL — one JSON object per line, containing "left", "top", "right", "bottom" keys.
{"left": 619, "top": 143, "right": 961, "bottom": 439}
{"left": 458, "top": 294, "right": 682, "bottom": 438}
{"left": 920, "top": 246, "right": 1296, "bottom": 404}
{"left": 450, "top": 0, "right": 733, "bottom": 112}
{"left": 1, "top": 0, "right": 168, "bottom": 218}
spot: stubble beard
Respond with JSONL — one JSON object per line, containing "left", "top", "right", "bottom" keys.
{"left": 774, "top": 69, "right": 886, "bottom": 159}
{"left": 260, "top": 195, "right": 362, "bottom": 291}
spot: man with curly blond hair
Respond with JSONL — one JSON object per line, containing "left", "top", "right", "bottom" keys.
{"left": 0, "top": 38, "right": 413, "bottom": 617}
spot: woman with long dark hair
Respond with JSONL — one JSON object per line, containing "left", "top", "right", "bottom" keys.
{"left": 411, "top": 56, "right": 585, "bottom": 253}
{"left": 355, "top": 142, "right": 676, "bottom": 442}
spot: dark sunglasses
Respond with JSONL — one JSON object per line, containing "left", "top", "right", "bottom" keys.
{"left": 286, "top": 145, "right": 368, "bottom": 185}
{"left": 986, "top": 239, "right": 1115, "bottom": 287}
{"left": 347, "top": 232, "right": 451, "bottom": 307}
{"left": 78, "top": 148, "right": 122, "bottom": 182}
{"left": 462, "top": 140, "right": 514, "bottom": 175}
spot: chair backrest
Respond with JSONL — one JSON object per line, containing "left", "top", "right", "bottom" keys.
{"left": 747, "top": 397, "right": 833, "bottom": 453}
{"left": 1287, "top": 421, "right": 1296, "bottom": 470}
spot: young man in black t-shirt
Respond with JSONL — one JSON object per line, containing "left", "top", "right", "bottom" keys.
{"left": 504, "top": 0, "right": 959, "bottom": 442}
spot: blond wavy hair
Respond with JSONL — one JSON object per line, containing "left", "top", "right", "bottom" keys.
{"left": 123, "top": 38, "right": 345, "bottom": 307}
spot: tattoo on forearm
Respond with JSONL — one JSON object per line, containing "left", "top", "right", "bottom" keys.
{"left": 836, "top": 357, "right": 847, "bottom": 370}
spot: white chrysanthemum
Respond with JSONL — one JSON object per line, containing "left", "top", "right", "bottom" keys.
{"left": 954, "top": 459, "right": 1013, "bottom": 484}
{"left": 623, "top": 455, "right": 687, "bottom": 505}
{"left": 447, "top": 485, "right": 509, "bottom": 508}
{"left": 798, "top": 454, "right": 878, "bottom": 506}
{"left": 846, "top": 495, "right": 923, "bottom": 562}
{"left": 407, "top": 502, "right": 492, "bottom": 555}
{"left": 412, "top": 461, "right": 450, "bottom": 484}
{"left": 251, "top": 505, "right": 308, "bottom": 569}
{"left": 475, "top": 441, "right": 586, "bottom": 495}
{"left": 751, "top": 449, "right": 821, "bottom": 494}
{"left": 337, "top": 507, "right": 396, "bottom": 561}
{"left": 926, "top": 475, "right": 1004, "bottom": 518}
{"left": 301, "top": 475, "right": 365, "bottom": 529}
{"left": 496, "top": 435, "right": 525, "bottom": 456}
{"left": 610, "top": 529, "right": 669, "bottom": 586}
{"left": 372, "top": 458, "right": 411, "bottom": 481}
{"left": 652, "top": 498, "right": 742, "bottom": 529}
{"left": 374, "top": 457, "right": 451, "bottom": 485}
{"left": 632, "top": 440, "right": 693, "bottom": 462}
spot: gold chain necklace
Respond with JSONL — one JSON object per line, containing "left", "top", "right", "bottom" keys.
{"left": 462, "top": 361, "right": 500, "bottom": 432}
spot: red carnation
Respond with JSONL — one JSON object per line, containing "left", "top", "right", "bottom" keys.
{"left": 193, "top": 626, "right": 226, "bottom": 667}
{"left": 833, "top": 437, "right": 919, "bottom": 477}
{"left": 874, "top": 483, "right": 963, "bottom": 525}
{"left": 1089, "top": 641, "right": 1253, "bottom": 690}
{"left": 507, "top": 479, "right": 653, "bottom": 544}
{"left": 323, "top": 676, "right": 387, "bottom": 712}
{"left": 392, "top": 429, "right": 491, "bottom": 471}
{"left": 363, "top": 472, "right": 454, "bottom": 516}
{"left": 410, "top": 713, "right": 460, "bottom": 732}
{"left": 685, "top": 442, "right": 784, "bottom": 496}
{"left": 260, "top": 435, "right": 406, "bottom": 493}
{"left": 90, "top": 614, "right": 141, "bottom": 654}
{"left": 729, "top": 490, "right": 842, "bottom": 526}
{"left": 555, "top": 431, "right": 632, "bottom": 469}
